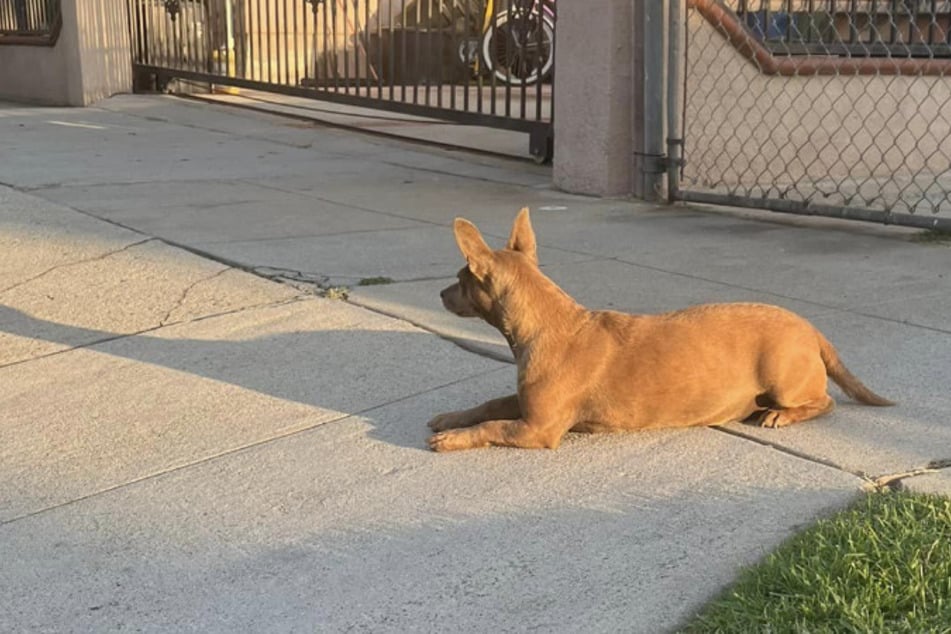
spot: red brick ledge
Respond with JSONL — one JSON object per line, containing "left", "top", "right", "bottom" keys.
{"left": 690, "top": 0, "right": 951, "bottom": 76}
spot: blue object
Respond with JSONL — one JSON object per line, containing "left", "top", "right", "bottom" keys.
{"left": 744, "top": 10, "right": 790, "bottom": 42}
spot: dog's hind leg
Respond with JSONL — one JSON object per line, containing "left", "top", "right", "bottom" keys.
{"left": 758, "top": 350, "right": 836, "bottom": 428}
{"left": 759, "top": 394, "right": 835, "bottom": 428}
{"left": 427, "top": 394, "right": 520, "bottom": 432}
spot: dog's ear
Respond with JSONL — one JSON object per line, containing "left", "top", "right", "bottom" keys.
{"left": 506, "top": 207, "right": 537, "bottom": 263}
{"left": 454, "top": 218, "right": 493, "bottom": 280}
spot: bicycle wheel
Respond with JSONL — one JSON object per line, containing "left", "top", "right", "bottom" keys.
{"left": 481, "top": 9, "right": 554, "bottom": 86}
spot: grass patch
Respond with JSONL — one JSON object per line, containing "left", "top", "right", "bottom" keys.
{"left": 357, "top": 276, "right": 395, "bottom": 286}
{"left": 682, "top": 491, "right": 951, "bottom": 634}
{"left": 912, "top": 229, "right": 951, "bottom": 244}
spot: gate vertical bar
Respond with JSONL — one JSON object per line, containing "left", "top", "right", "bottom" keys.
{"left": 377, "top": 0, "right": 384, "bottom": 99}
{"left": 364, "top": 0, "right": 371, "bottom": 97}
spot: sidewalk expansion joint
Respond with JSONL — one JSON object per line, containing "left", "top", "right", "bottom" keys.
{"left": 238, "top": 179, "right": 450, "bottom": 228}
{"left": 611, "top": 256, "right": 839, "bottom": 313}
{"left": 863, "top": 461, "right": 951, "bottom": 492}
{"left": 198, "top": 224, "right": 426, "bottom": 246}
{"left": 716, "top": 426, "right": 951, "bottom": 492}
{"left": 0, "top": 364, "right": 507, "bottom": 527}
{"left": 0, "top": 238, "right": 155, "bottom": 296}
{"left": 23, "top": 177, "right": 240, "bottom": 193}
{"left": 713, "top": 425, "right": 864, "bottom": 481}
{"left": 345, "top": 295, "right": 514, "bottom": 365}
{"left": 610, "top": 255, "right": 951, "bottom": 336}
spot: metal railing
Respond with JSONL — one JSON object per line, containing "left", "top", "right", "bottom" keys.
{"left": 738, "top": 0, "right": 951, "bottom": 58}
{"left": 128, "top": 0, "right": 555, "bottom": 162}
{"left": 0, "top": 0, "right": 60, "bottom": 44}
{"left": 672, "top": 0, "right": 951, "bottom": 230}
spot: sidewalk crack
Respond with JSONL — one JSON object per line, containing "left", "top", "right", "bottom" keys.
{"left": 250, "top": 266, "right": 329, "bottom": 293}
{"left": 158, "top": 267, "right": 233, "bottom": 327}
{"left": 0, "top": 238, "right": 154, "bottom": 296}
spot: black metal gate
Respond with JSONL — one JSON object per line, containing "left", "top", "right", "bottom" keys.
{"left": 128, "top": 0, "right": 555, "bottom": 162}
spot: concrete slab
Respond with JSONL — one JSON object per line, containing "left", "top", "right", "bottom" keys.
{"left": 98, "top": 95, "right": 365, "bottom": 152}
{"left": 35, "top": 179, "right": 429, "bottom": 246}
{"left": 1, "top": 96, "right": 549, "bottom": 192}
{"left": 903, "top": 471, "right": 951, "bottom": 496}
{"left": 1, "top": 233, "right": 300, "bottom": 366}
{"left": 0, "top": 297, "right": 505, "bottom": 522}
{"left": 0, "top": 184, "right": 143, "bottom": 289}
{"left": 536, "top": 258, "right": 831, "bottom": 317}
{"left": 239, "top": 170, "right": 549, "bottom": 227}
{"left": 529, "top": 205, "right": 951, "bottom": 315}
{"left": 845, "top": 246, "right": 951, "bottom": 333}
{"left": 190, "top": 225, "right": 592, "bottom": 286}
{"left": 350, "top": 277, "right": 511, "bottom": 361}
{"left": 1, "top": 185, "right": 298, "bottom": 364}
{"left": 196, "top": 91, "right": 532, "bottom": 159}
{"left": 0, "top": 103, "right": 332, "bottom": 190}
{"left": 723, "top": 311, "right": 951, "bottom": 478}
{"left": 0, "top": 370, "right": 861, "bottom": 633}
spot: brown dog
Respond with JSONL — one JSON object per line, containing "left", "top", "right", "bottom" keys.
{"left": 426, "top": 208, "right": 893, "bottom": 452}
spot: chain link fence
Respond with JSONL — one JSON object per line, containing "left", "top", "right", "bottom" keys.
{"left": 679, "top": 0, "right": 951, "bottom": 229}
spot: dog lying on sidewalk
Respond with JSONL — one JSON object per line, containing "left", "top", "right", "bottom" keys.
{"left": 427, "top": 208, "right": 893, "bottom": 452}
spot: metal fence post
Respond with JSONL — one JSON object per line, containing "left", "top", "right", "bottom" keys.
{"left": 638, "top": 1, "right": 666, "bottom": 201}
{"left": 666, "top": 0, "right": 684, "bottom": 202}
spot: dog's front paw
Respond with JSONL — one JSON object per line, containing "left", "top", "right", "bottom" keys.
{"left": 428, "top": 430, "right": 471, "bottom": 452}
{"left": 427, "top": 411, "right": 466, "bottom": 432}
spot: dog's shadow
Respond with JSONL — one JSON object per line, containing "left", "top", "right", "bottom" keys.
{"left": 0, "top": 303, "right": 510, "bottom": 451}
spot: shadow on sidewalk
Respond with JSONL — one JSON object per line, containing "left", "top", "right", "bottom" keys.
{"left": 0, "top": 303, "right": 508, "bottom": 452}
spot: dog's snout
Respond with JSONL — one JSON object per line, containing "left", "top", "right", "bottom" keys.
{"left": 440, "top": 287, "right": 448, "bottom": 299}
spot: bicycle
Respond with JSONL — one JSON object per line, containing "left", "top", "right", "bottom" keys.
{"left": 457, "top": 0, "right": 555, "bottom": 86}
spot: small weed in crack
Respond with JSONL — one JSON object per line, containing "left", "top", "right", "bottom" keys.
{"left": 323, "top": 287, "right": 350, "bottom": 300}
{"left": 912, "top": 229, "right": 951, "bottom": 245}
{"left": 357, "top": 276, "right": 394, "bottom": 286}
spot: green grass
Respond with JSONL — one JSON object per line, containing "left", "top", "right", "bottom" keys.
{"left": 911, "top": 229, "right": 951, "bottom": 244}
{"left": 682, "top": 491, "right": 951, "bottom": 634}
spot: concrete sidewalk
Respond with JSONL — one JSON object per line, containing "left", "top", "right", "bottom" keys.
{"left": 1, "top": 95, "right": 949, "bottom": 633}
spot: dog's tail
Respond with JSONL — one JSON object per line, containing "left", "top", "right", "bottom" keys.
{"left": 817, "top": 332, "right": 894, "bottom": 406}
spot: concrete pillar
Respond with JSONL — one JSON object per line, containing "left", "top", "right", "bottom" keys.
{"left": 0, "top": 0, "right": 131, "bottom": 106}
{"left": 553, "top": 1, "right": 666, "bottom": 200}
{"left": 552, "top": 0, "right": 636, "bottom": 197}
{"left": 67, "top": 0, "right": 133, "bottom": 105}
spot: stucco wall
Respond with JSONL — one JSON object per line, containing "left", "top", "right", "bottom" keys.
{"left": 73, "top": 0, "right": 133, "bottom": 105}
{"left": 0, "top": 45, "right": 70, "bottom": 105}
{"left": 0, "top": 0, "right": 131, "bottom": 106}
